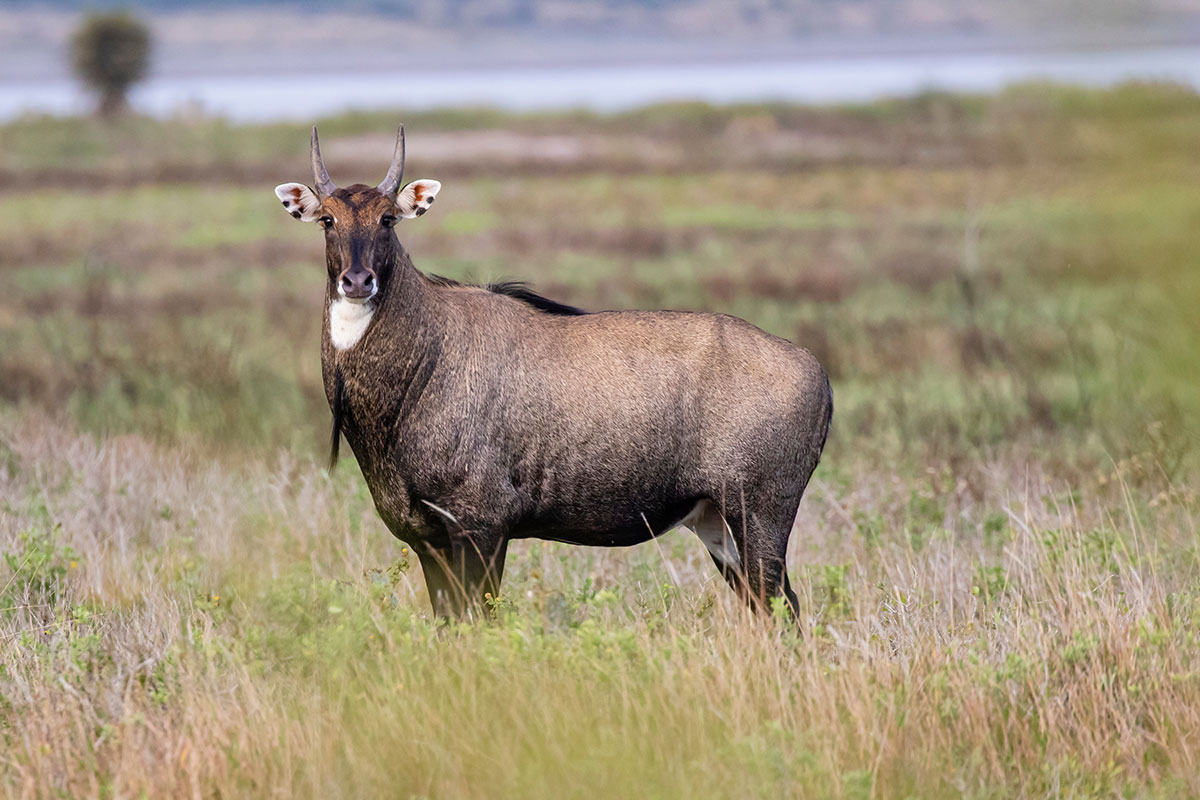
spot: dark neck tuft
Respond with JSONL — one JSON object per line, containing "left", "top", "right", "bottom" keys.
{"left": 328, "top": 366, "right": 346, "bottom": 469}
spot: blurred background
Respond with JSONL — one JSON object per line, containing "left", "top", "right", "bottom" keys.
{"left": 2, "top": 3, "right": 1200, "bottom": 795}
{"left": 2, "top": 0, "right": 1197, "bottom": 460}
{"left": 6, "top": 0, "right": 1200, "bottom": 118}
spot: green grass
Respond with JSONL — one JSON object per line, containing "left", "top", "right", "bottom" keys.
{"left": 1, "top": 83, "right": 1199, "bottom": 796}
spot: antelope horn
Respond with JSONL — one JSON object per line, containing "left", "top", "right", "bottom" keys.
{"left": 376, "top": 125, "right": 406, "bottom": 196}
{"left": 310, "top": 125, "right": 337, "bottom": 197}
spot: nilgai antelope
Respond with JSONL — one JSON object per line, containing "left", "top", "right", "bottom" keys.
{"left": 275, "top": 126, "right": 833, "bottom": 621}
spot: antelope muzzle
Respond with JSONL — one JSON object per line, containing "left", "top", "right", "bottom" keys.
{"left": 338, "top": 265, "right": 377, "bottom": 302}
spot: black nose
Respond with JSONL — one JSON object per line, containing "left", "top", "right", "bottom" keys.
{"left": 341, "top": 270, "right": 375, "bottom": 299}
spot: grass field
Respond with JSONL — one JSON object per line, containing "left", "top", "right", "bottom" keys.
{"left": 1, "top": 83, "right": 1199, "bottom": 797}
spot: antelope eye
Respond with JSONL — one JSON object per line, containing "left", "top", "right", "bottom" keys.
{"left": 319, "top": 216, "right": 334, "bottom": 229}
{"left": 380, "top": 215, "right": 397, "bottom": 228}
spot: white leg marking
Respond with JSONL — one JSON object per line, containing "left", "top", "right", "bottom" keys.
{"left": 329, "top": 298, "right": 375, "bottom": 350}
{"left": 682, "top": 500, "right": 741, "bottom": 569}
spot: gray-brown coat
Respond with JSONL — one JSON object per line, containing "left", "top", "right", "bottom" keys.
{"left": 276, "top": 127, "right": 833, "bottom": 619}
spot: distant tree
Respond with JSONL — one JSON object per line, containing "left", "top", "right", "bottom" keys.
{"left": 70, "top": 11, "right": 152, "bottom": 118}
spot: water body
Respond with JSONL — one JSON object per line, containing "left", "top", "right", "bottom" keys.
{"left": 3, "top": 43, "right": 1200, "bottom": 121}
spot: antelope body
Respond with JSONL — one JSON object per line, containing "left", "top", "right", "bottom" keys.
{"left": 275, "top": 127, "right": 832, "bottom": 619}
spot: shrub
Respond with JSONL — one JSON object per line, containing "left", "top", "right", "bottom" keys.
{"left": 69, "top": 11, "right": 152, "bottom": 118}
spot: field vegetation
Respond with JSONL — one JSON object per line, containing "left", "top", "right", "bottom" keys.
{"left": 1, "top": 83, "right": 1198, "bottom": 797}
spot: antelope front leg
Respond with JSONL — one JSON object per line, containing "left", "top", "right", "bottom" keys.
{"left": 416, "top": 535, "right": 508, "bottom": 620}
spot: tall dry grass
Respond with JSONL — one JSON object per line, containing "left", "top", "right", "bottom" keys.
{"left": 2, "top": 417, "right": 1197, "bottom": 797}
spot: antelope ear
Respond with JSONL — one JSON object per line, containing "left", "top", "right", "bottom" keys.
{"left": 395, "top": 179, "right": 441, "bottom": 219}
{"left": 274, "top": 183, "right": 323, "bottom": 222}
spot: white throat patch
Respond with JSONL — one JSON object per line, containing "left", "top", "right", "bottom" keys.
{"left": 329, "top": 298, "right": 375, "bottom": 350}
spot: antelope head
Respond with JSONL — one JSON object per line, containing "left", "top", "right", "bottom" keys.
{"left": 274, "top": 125, "right": 441, "bottom": 305}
